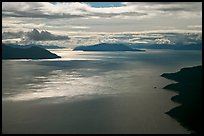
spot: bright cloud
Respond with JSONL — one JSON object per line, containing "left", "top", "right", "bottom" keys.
{"left": 2, "top": 2, "right": 202, "bottom": 48}
{"left": 3, "top": 2, "right": 201, "bottom": 19}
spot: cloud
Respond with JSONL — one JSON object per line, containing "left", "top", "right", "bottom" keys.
{"left": 1, "top": 2, "right": 159, "bottom": 19}
{"left": 27, "top": 29, "right": 69, "bottom": 41}
{"left": 2, "top": 31, "right": 24, "bottom": 39}
{"left": 2, "top": 28, "right": 70, "bottom": 42}
{"left": 154, "top": 38, "right": 173, "bottom": 44}
{"left": 70, "top": 26, "right": 90, "bottom": 29}
{"left": 187, "top": 25, "right": 202, "bottom": 29}
{"left": 97, "top": 32, "right": 202, "bottom": 46}
{"left": 2, "top": 2, "right": 85, "bottom": 19}
{"left": 122, "top": 2, "right": 201, "bottom": 12}
{"left": 2, "top": 2, "right": 201, "bottom": 20}
{"left": 2, "top": 22, "right": 46, "bottom": 30}
{"left": 122, "top": 2, "right": 202, "bottom": 17}
{"left": 2, "top": 2, "right": 202, "bottom": 35}
{"left": 2, "top": 29, "right": 202, "bottom": 48}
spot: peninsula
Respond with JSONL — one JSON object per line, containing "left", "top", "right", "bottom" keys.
{"left": 161, "top": 65, "right": 202, "bottom": 134}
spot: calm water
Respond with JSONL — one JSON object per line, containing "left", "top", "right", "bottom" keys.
{"left": 2, "top": 49, "right": 202, "bottom": 134}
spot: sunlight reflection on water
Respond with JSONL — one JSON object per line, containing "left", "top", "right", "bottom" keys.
{"left": 2, "top": 49, "right": 202, "bottom": 134}
{"left": 2, "top": 49, "right": 202, "bottom": 103}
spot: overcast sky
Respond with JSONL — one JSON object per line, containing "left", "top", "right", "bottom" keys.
{"left": 2, "top": 2, "right": 202, "bottom": 33}
{"left": 2, "top": 2, "right": 202, "bottom": 47}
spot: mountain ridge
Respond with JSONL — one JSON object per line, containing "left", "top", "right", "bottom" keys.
{"left": 73, "top": 43, "right": 145, "bottom": 51}
{"left": 2, "top": 44, "right": 61, "bottom": 59}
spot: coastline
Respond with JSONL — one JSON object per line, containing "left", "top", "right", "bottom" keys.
{"left": 161, "top": 65, "right": 202, "bottom": 134}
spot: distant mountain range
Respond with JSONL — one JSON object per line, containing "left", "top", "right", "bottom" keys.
{"left": 128, "top": 43, "right": 202, "bottom": 50}
{"left": 2, "top": 44, "right": 61, "bottom": 59}
{"left": 73, "top": 42, "right": 202, "bottom": 51}
{"left": 73, "top": 43, "right": 145, "bottom": 51}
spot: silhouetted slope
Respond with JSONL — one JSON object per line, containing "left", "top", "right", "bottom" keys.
{"left": 73, "top": 43, "right": 145, "bottom": 51}
{"left": 2, "top": 45, "right": 61, "bottom": 59}
{"left": 161, "top": 65, "right": 202, "bottom": 134}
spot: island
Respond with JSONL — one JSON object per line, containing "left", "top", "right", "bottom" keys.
{"left": 2, "top": 44, "right": 61, "bottom": 59}
{"left": 73, "top": 43, "right": 145, "bottom": 51}
{"left": 161, "top": 65, "right": 202, "bottom": 134}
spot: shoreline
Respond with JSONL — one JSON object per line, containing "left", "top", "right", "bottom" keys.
{"left": 161, "top": 65, "right": 202, "bottom": 134}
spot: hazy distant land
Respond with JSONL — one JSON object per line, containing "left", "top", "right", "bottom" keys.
{"left": 129, "top": 43, "right": 202, "bottom": 50}
{"left": 161, "top": 65, "right": 202, "bottom": 134}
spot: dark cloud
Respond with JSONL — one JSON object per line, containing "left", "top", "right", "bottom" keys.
{"left": 2, "top": 9, "right": 146, "bottom": 19}
{"left": 85, "top": 10, "right": 148, "bottom": 18}
{"left": 2, "top": 11, "right": 84, "bottom": 19}
{"left": 158, "top": 7, "right": 192, "bottom": 12}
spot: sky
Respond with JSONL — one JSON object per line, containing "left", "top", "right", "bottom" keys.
{"left": 2, "top": 2, "right": 202, "bottom": 48}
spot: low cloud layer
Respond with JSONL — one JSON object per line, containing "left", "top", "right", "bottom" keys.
{"left": 27, "top": 29, "right": 69, "bottom": 41}
{"left": 2, "top": 29, "right": 69, "bottom": 44}
{"left": 99, "top": 32, "right": 202, "bottom": 45}
{"left": 2, "top": 29, "right": 202, "bottom": 49}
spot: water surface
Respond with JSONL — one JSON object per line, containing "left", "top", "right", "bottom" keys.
{"left": 2, "top": 49, "right": 202, "bottom": 134}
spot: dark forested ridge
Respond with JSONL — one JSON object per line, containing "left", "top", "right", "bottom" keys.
{"left": 2, "top": 44, "right": 61, "bottom": 59}
{"left": 161, "top": 65, "right": 202, "bottom": 134}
